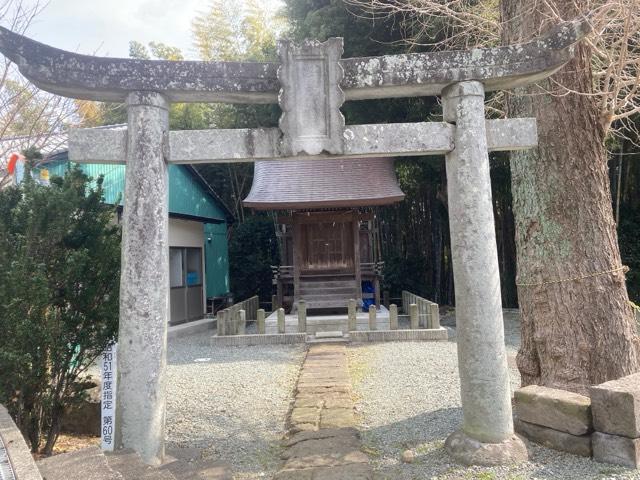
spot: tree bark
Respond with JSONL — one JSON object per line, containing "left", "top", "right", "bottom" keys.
{"left": 42, "top": 408, "right": 62, "bottom": 455}
{"left": 501, "top": 0, "right": 640, "bottom": 394}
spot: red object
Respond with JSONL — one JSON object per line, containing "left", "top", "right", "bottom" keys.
{"left": 7, "top": 152, "right": 23, "bottom": 174}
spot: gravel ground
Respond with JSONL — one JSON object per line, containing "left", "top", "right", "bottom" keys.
{"left": 348, "top": 311, "right": 640, "bottom": 480}
{"left": 165, "top": 334, "right": 305, "bottom": 479}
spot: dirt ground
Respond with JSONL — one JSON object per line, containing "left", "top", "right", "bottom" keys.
{"left": 32, "top": 433, "right": 100, "bottom": 460}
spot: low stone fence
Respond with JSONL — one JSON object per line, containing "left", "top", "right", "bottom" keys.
{"left": 209, "top": 329, "right": 448, "bottom": 347}
{"left": 350, "top": 329, "right": 448, "bottom": 343}
{"left": 513, "top": 372, "right": 640, "bottom": 468}
{"left": 401, "top": 290, "right": 441, "bottom": 329}
{"left": 214, "top": 296, "right": 448, "bottom": 341}
{"left": 211, "top": 333, "right": 306, "bottom": 346}
{"left": 216, "top": 295, "right": 259, "bottom": 336}
{"left": 232, "top": 295, "right": 259, "bottom": 321}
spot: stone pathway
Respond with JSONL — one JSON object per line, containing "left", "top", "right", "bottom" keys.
{"left": 274, "top": 344, "right": 373, "bottom": 479}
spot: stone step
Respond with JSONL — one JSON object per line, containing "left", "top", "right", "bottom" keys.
{"left": 37, "top": 446, "right": 124, "bottom": 480}
{"left": 304, "top": 300, "right": 351, "bottom": 309}
{"left": 300, "top": 292, "right": 355, "bottom": 300}
{"left": 299, "top": 288, "right": 355, "bottom": 300}
{"left": 299, "top": 291, "right": 354, "bottom": 298}
{"left": 307, "top": 307, "right": 348, "bottom": 314}
{"left": 306, "top": 335, "right": 350, "bottom": 344}
{"left": 304, "top": 301, "right": 352, "bottom": 310}
{"left": 299, "top": 280, "right": 356, "bottom": 289}
{"left": 298, "top": 286, "right": 354, "bottom": 291}
{"left": 299, "top": 282, "right": 356, "bottom": 289}
{"left": 315, "top": 331, "right": 345, "bottom": 338}
{"left": 299, "top": 291, "right": 355, "bottom": 297}
{"left": 300, "top": 272, "right": 354, "bottom": 278}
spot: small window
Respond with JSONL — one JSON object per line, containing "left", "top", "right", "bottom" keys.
{"left": 170, "top": 248, "right": 184, "bottom": 288}
{"left": 185, "top": 248, "right": 202, "bottom": 286}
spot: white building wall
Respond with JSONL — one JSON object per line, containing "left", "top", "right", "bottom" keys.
{"left": 169, "top": 217, "right": 203, "bottom": 248}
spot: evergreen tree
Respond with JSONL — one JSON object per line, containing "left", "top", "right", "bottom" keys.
{"left": 0, "top": 162, "right": 121, "bottom": 454}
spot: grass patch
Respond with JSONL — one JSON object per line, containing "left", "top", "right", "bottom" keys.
{"left": 598, "top": 466, "right": 626, "bottom": 477}
{"left": 255, "top": 442, "right": 284, "bottom": 470}
{"left": 467, "top": 472, "right": 496, "bottom": 480}
{"left": 414, "top": 440, "right": 444, "bottom": 455}
{"left": 361, "top": 444, "right": 383, "bottom": 457}
{"left": 359, "top": 430, "right": 382, "bottom": 458}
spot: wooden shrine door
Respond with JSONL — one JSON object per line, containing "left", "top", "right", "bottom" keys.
{"left": 299, "top": 216, "right": 355, "bottom": 274}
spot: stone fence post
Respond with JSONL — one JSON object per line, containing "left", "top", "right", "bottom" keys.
{"left": 250, "top": 296, "right": 259, "bottom": 320}
{"left": 348, "top": 298, "right": 357, "bottom": 331}
{"left": 277, "top": 308, "right": 286, "bottom": 334}
{"left": 389, "top": 304, "right": 398, "bottom": 330}
{"left": 368, "top": 305, "right": 377, "bottom": 330}
{"left": 429, "top": 303, "right": 441, "bottom": 329}
{"left": 257, "top": 309, "right": 266, "bottom": 334}
{"left": 224, "top": 309, "right": 234, "bottom": 335}
{"left": 409, "top": 304, "right": 419, "bottom": 329}
{"left": 237, "top": 309, "right": 246, "bottom": 335}
{"left": 217, "top": 309, "right": 226, "bottom": 336}
{"left": 298, "top": 300, "right": 307, "bottom": 333}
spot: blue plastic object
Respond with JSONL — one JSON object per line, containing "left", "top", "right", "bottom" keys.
{"left": 186, "top": 271, "right": 200, "bottom": 286}
{"left": 361, "top": 280, "right": 375, "bottom": 310}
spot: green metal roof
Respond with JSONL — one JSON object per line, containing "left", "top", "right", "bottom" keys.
{"left": 42, "top": 154, "right": 229, "bottom": 223}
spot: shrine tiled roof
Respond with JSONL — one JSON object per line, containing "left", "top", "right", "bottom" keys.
{"left": 243, "top": 157, "right": 405, "bottom": 210}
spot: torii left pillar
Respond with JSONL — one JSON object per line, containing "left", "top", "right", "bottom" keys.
{"left": 115, "top": 91, "right": 170, "bottom": 466}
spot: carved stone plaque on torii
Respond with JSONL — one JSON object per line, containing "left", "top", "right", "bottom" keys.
{"left": 0, "top": 19, "right": 589, "bottom": 467}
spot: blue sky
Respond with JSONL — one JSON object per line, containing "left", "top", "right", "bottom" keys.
{"left": 26, "top": 0, "right": 283, "bottom": 59}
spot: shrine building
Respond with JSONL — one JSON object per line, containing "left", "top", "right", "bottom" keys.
{"left": 244, "top": 156, "right": 405, "bottom": 313}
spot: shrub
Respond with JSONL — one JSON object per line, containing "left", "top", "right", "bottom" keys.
{"left": 0, "top": 164, "right": 120, "bottom": 454}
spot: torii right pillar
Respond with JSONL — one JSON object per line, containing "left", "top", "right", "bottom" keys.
{"left": 443, "top": 81, "right": 528, "bottom": 465}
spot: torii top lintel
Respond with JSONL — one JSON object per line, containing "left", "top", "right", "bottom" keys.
{"left": 0, "top": 19, "right": 589, "bottom": 104}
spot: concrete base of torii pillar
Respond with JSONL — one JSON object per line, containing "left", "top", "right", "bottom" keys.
{"left": 442, "top": 81, "right": 528, "bottom": 465}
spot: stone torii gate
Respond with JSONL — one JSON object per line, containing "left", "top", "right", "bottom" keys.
{"left": 0, "top": 20, "right": 588, "bottom": 467}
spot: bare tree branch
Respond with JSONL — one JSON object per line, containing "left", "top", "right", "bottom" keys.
{"left": 0, "top": 0, "right": 81, "bottom": 185}
{"left": 346, "top": 0, "right": 640, "bottom": 143}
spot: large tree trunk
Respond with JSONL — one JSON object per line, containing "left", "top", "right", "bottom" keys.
{"left": 501, "top": 0, "right": 640, "bottom": 394}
